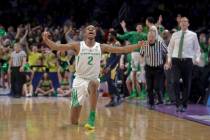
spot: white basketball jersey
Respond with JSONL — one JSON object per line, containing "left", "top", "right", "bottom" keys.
{"left": 75, "top": 41, "right": 101, "bottom": 80}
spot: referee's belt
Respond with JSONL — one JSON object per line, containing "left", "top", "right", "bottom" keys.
{"left": 173, "top": 58, "right": 192, "bottom": 61}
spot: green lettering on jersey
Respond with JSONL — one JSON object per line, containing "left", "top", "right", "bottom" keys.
{"left": 77, "top": 56, "right": 80, "bottom": 65}
{"left": 88, "top": 56, "right": 93, "bottom": 65}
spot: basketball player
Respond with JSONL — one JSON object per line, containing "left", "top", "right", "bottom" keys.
{"left": 118, "top": 21, "right": 147, "bottom": 99}
{"left": 42, "top": 25, "right": 144, "bottom": 130}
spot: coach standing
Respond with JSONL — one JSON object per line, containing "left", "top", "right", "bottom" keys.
{"left": 9, "top": 43, "right": 26, "bottom": 98}
{"left": 140, "top": 30, "right": 167, "bottom": 109}
{"left": 167, "top": 17, "right": 201, "bottom": 112}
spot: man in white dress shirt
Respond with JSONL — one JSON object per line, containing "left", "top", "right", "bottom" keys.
{"left": 166, "top": 17, "right": 201, "bottom": 112}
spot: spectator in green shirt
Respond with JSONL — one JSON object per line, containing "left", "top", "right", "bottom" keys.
{"left": 199, "top": 33, "right": 209, "bottom": 66}
{"left": 117, "top": 21, "right": 147, "bottom": 99}
{"left": 117, "top": 21, "right": 147, "bottom": 51}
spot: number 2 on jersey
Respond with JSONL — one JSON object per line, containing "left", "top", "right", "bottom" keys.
{"left": 88, "top": 56, "right": 93, "bottom": 65}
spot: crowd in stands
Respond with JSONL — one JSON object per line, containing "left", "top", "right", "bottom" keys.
{"left": 0, "top": 0, "right": 209, "bottom": 31}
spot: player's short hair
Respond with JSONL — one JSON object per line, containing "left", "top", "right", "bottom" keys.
{"left": 146, "top": 17, "right": 155, "bottom": 24}
{"left": 64, "top": 20, "right": 73, "bottom": 27}
{"left": 109, "top": 31, "right": 117, "bottom": 37}
{"left": 84, "top": 24, "right": 96, "bottom": 30}
{"left": 84, "top": 21, "right": 99, "bottom": 29}
{"left": 135, "top": 22, "right": 142, "bottom": 27}
{"left": 181, "top": 17, "right": 189, "bottom": 22}
{"left": 14, "top": 42, "right": 21, "bottom": 48}
{"left": 148, "top": 30, "right": 156, "bottom": 38}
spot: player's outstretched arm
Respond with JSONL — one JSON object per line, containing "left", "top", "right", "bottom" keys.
{"left": 42, "top": 32, "right": 79, "bottom": 53}
{"left": 101, "top": 41, "right": 144, "bottom": 54}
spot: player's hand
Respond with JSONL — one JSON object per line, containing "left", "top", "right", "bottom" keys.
{"left": 42, "top": 31, "right": 50, "bottom": 42}
{"left": 17, "top": 26, "right": 23, "bottom": 33}
{"left": 120, "top": 64, "right": 125, "bottom": 70}
{"left": 104, "top": 67, "right": 110, "bottom": 74}
{"left": 194, "top": 58, "right": 200, "bottom": 65}
{"left": 158, "top": 15, "right": 163, "bottom": 24}
{"left": 24, "top": 24, "right": 29, "bottom": 30}
{"left": 164, "top": 63, "right": 170, "bottom": 70}
{"left": 120, "top": 20, "right": 126, "bottom": 28}
{"left": 138, "top": 40, "right": 145, "bottom": 48}
{"left": 164, "top": 60, "right": 172, "bottom": 70}
{"left": 19, "top": 66, "right": 24, "bottom": 72}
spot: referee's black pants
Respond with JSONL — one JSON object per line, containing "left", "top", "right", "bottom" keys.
{"left": 172, "top": 58, "right": 193, "bottom": 108}
{"left": 145, "top": 65, "right": 164, "bottom": 106}
{"left": 11, "top": 67, "right": 25, "bottom": 97}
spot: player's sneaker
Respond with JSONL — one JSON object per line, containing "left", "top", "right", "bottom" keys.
{"left": 128, "top": 90, "right": 137, "bottom": 99}
{"left": 84, "top": 123, "right": 95, "bottom": 130}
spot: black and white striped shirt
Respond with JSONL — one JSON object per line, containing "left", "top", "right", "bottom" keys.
{"left": 11, "top": 50, "right": 26, "bottom": 67}
{"left": 140, "top": 40, "right": 167, "bottom": 67}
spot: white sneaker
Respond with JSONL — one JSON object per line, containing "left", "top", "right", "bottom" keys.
{"left": 29, "top": 93, "right": 33, "bottom": 97}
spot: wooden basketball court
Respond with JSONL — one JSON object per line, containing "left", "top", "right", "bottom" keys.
{"left": 0, "top": 97, "right": 209, "bottom": 140}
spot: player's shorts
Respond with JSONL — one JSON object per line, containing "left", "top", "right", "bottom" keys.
{"left": 127, "top": 70, "right": 145, "bottom": 83}
{"left": 131, "top": 52, "right": 141, "bottom": 71}
{"left": 70, "top": 77, "right": 99, "bottom": 107}
{"left": 137, "top": 70, "right": 146, "bottom": 83}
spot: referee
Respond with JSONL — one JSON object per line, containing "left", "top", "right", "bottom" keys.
{"left": 9, "top": 43, "right": 26, "bottom": 97}
{"left": 140, "top": 30, "right": 167, "bottom": 109}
